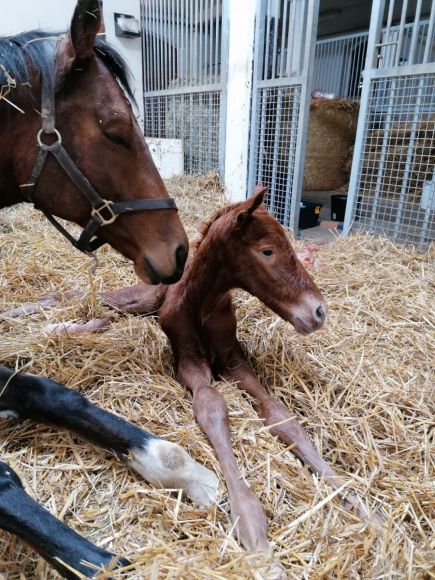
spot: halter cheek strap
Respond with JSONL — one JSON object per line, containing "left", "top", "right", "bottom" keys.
{"left": 25, "top": 45, "right": 177, "bottom": 254}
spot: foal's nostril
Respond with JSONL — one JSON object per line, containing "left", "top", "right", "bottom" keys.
{"left": 315, "top": 305, "right": 326, "bottom": 322}
{"left": 175, "top": 244, "right": 188, "bottom": 273}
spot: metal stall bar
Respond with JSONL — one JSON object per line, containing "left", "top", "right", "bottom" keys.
{"left": 344, "top": 0, "right": 435, "bottom": 245}
{"left": 394, "top": 0, "right": 409, "bottom": 66}
{"left": 142, "top": 0, "right": 227, "bottom": 175}
{"left": 423, "top": 1, "right": 435, "bottom": 64}
{"left": 408, "top": 0, "right": 423, "bottom": 66}
{"left": 343, "top": 0, "right": 386, "bottom": 235}
{"left": 269, "top": 87, "right": 283, "bottom": 214}
{"left": 248, "top": 0, "right": 319, "bottom": 230}
{"left": 289, "top": 0, "right": 319, "bottom": 231}
{"left": 393, "top": 75, "right": 424, "bottom": 239}
{"left": 368, "top": 80, "right": 397, "bottom": 230}
{"left": 218, "top": 0, "right": 229, "bottom": 178}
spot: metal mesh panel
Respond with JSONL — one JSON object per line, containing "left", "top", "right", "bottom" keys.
{"left": 313, "top": 32, "right": 368, "bottom": 99}
{"left": 251, "top": 86, "right": 302, "bottom": 228}
{"left": 144, "top": 91, "right": 221, "bottom": 174}
{"left": 140, "top": 0, "right": 226, "bottom": 175}
{"left": 312, "top": 19, "right": 434, "bottom": 100}
{"left": 351, "top": 73, "right": 435, "bottom": 246}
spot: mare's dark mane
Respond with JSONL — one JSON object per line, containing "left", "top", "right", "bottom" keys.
{"left": 0, "top": 29, "right": 134, "bottom": 102}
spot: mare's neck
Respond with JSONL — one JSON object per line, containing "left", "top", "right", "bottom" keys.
{"left": 0, "top": 75, "right": 41, "bottom": 208}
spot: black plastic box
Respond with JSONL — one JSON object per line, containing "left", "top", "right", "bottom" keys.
{"left": 331, "top": 194, "right": 348, "bottom": 221}
{"left": 299, "top": 201, "right": 322, "bottom": 230}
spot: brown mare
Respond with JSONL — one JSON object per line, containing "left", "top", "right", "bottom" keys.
{"left": 0, "top": 1, "right": 218, "bottom": 577}
{"left": 104, "top": 187, "right": 382, "bottom": 553}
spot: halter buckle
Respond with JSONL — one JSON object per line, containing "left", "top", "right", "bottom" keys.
{"left": 91, "top": 199, "right": 117, "bottom": 226}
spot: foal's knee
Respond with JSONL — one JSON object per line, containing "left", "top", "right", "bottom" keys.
{"left": 192, "top": 386, "right": 229, "bottom": 430}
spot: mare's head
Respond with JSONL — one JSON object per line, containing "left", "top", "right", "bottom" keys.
{"left": 210, "top": 186, "right": 327, "bottom": 334}
{"left": 1, "top": 0, "right": 187, "bottom": 284}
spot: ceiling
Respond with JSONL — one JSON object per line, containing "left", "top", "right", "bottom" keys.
{"left": 317, "top": 0, "right": 433, "bottom": 38}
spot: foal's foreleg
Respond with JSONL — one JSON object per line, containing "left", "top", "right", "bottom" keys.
{"left": 0, "top": 366, "right": 218, "bottom": 506}
{"left": 177, "top": 357, "right": 270, "bottom": 552}
{"left": 0, "top": 460, "right": 128, "bottom": 579}
{"left": 220, "top": 346, "right": 382, "bottom": 525}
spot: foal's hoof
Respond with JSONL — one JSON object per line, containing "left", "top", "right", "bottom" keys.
{"left": 129, "top": 438, "right": 219, "bottom": 506}
{"left": 253, "top": 559, "right": 287, "bottom": 580}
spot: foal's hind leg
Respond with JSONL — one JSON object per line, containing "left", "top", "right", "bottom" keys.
{"left": 220, "top": 344, "right": 382, "bottom": 526}
{"left": 176, "top": 356, "right": 270, "bottom": 552}
{"left": 0, "top": 366, "right": 218, "bottom": 506}
{"left": 0, "top": 460, "right": 128, "bottom": 578}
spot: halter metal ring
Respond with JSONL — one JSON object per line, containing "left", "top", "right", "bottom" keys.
{"left": 91, "top": 199, "right": 117, "bottom": 226}
{"left": 37, "top": 128, "right": 62, "bottom": 149}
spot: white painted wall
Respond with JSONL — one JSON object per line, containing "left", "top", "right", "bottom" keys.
{"left": 0, "top": 0, "right": 144, "bottom": 125}
{"left": 223, "top": 0, "right": 256, "bottom": 202}
{"left": 146, "top": 138, "right": 184, "bottom": 179}
{"left": 102, "top": 0, "right": 144, "bottom": 125}
{"left": 0, "top": 0, "right": 76, "bottom": 35}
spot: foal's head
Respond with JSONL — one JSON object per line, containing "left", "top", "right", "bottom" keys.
{"left": 216, "top": 187, "right": 327, "bottom": 334}
{"left": 3, "top": 0, "right": 187, "bottom": 283}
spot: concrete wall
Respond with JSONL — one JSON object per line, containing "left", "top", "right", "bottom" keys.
{"left": 102, "top": 0, "right": 144, "bottom": 124}
{"left": 0, "top": 0, "right": 76, "bottom": 35}
{"left": 223, "top": 0, "right": 256, "bottom": 201}
{"left": 0, "top": 0, "right": 144, "bottom": 125}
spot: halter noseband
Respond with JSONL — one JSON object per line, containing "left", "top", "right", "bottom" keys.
{"left": 25, "top": 48, "right": 177, "bottom": 254}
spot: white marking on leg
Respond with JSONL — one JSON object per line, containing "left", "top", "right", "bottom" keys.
{"left": 129, "top": 439, "right": 219, "bottom": 507}
{"left": 0, "top": 410, "right": 19, "bottom": 419}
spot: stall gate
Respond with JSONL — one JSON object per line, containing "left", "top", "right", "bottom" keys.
{"left": 312, "top": 19, "right": 433, "bottom": 100}
{"left": 344, "top": 0, "right": 435, "bottom": 246}
{"left": 248, "top": 0, "right": 319, "bottom": 229}
{"left": 140, "top": 0, "right": 228, "bottom": 176}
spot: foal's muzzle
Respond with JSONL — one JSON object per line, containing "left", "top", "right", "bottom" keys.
{"left": 292, "top": 296, "right": 328, "bottom": 335}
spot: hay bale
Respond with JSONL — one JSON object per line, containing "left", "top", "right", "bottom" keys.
{"left": 303, "top": 99, "right": 360, "bottom": 191}
{"left": 362, "top": 116, "right": 435, "bottom": 201}
{"left": 0, "top": 174, "right": 434, "bottom": 578}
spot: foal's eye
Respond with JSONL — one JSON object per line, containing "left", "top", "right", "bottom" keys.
{"left": 262, "top": 249, "right": 273, "bottom": 256}
{"left": 103, "top": 131, "right": 130, "bottom": 149}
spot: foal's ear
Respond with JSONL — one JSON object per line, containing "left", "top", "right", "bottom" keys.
{"left": 236, "top": 185, "right": 268, "bottom": 225}
{"left": 57, "top": 0, "right": 101, "bottom": 76}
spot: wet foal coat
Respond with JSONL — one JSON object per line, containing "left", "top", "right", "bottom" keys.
{"left": 104, "top": 188, "right": 381, "bottom": 553}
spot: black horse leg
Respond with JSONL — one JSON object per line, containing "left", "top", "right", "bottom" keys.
{"left": 0, "top": 366, "right": 218, "bottom": 505}
{"left": 0, "top": 459, "right": 129, "bottom": 578}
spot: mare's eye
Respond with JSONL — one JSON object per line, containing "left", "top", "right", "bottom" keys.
{"left": 262, "top": 249, "right": 273, "bottom": 256}
{"left": 104, "top": 131, "right": 130, "bottom": 149}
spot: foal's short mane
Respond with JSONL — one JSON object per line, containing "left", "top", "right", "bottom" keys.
{"left": 193, "top": 205, "right": 234, "bottom": 252}
{"left": 0, "top": 30, "right": 134, "bottom": 103}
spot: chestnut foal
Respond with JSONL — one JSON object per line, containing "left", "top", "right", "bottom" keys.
{"left": 103, "top": 187, "right": 381, "bottom": 553}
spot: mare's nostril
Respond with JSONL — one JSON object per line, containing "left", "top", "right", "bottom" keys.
{"left": 175, "top": 244, "right": 188, "bottom": 273}
{"left": 315, "top": 305, "right": 325, "bottom": 321}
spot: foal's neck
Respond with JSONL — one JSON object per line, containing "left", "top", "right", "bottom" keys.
{"left": 184, "top": 230, "right": 233, "bottom": 312}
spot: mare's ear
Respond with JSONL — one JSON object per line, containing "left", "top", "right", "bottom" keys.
{"left": 56, "top": 0, "right": 101, "bottom": 78}
{"left": 236, "top": 185, "right": 268, "bottom": 225}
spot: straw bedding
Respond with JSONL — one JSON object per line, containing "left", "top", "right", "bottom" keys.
{"left": 0, "top": 173, "right": 433, "bottom": 579}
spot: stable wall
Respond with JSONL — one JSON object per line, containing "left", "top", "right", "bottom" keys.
{"left": 0, "top": 0, "right": 144, "bottom": 126}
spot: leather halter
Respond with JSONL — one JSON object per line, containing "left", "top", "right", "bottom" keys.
{"left": 25, "top": 51, "right": 177, "bottom": 254}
